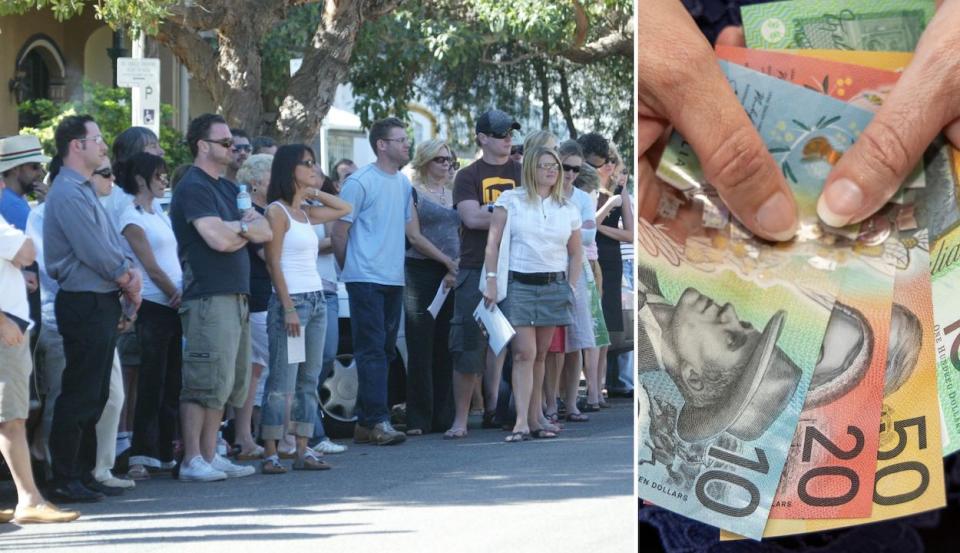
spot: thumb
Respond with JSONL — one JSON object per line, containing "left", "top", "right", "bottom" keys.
{"left": 668, "top": 62, "right": 798, "bottom": 241}
{"left": 817, "top": 2, "right": 960, "bottom": 227}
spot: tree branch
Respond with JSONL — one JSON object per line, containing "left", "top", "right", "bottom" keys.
{"left": 559, "top": 18, "right": 633, "bottom": 63}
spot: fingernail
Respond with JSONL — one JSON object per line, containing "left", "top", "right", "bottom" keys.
{"left": 817, "top": 178, "right": 863, "bottom": 227}
{"left": 755, "top": 192, "right": 798, "bottom": 241}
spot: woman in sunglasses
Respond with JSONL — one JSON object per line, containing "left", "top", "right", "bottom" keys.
{"left": 260, "top": 144, "right": 351, "bottom": 473}
{"left": 592, "top": 142, "right": 633, "bottom": 410}
{"left": 404, "top": 139, "right": 461, "bottom": 438}
{"left": 115, "top": 152, "right": 183, "bottom": 481}
{"left": 483, "top": 146, "right": 583, "bottom": 443}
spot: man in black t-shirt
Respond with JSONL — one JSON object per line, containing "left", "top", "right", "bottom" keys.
{"left": 169, "top": 114, "right": 271, "bottom": 482}
{"left": 447, "top": 109, "right": 522, "bottom": 437}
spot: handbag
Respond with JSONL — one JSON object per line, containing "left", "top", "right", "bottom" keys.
{"left": 479, "top": 199, "right": 510, "bottom": 303}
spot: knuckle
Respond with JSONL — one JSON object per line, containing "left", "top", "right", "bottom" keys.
{"left": 702, "top": 126, "right": 769, "bottom": 194}
{"left": 853, "top": 118, "right": 912, "bottom": 182}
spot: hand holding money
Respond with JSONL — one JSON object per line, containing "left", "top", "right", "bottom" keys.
{"left": 638, "top": 0, "right": 798, "bottom": 242}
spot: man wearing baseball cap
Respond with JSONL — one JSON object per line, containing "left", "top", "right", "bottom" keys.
{"left": 446, "top": 109, "right": 522, "bottom": 438}
{"left": 0, "top": 135, "right": 49, "bottom": 231}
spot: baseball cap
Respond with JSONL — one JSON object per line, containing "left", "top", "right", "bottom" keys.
{"left": 476, "top": 109, "right": 521, "bottom": 136}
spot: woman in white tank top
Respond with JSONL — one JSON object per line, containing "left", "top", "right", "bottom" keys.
{"left": 261, "top": 144, "right": 351, "bottom": 473}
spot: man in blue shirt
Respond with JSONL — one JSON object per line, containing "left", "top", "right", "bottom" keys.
{"left": 332, "top": 117, "right": 415, "bottom": 446}
{"left": 0, "top": 135, "right": 48, "bottom": 231}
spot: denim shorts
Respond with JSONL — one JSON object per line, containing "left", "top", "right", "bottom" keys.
{"left": 499, "top": 275, "right": 574, "bottom": 328}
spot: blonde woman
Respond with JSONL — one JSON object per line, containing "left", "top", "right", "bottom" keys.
{"left": 405, "top": 139, "right": 461, "bottom": 436}
{"left": 483, "top": 146, "right": 583, "bottom": 442}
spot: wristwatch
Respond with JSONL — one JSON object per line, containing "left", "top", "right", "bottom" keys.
{"left": 487, "top": 204, "right": 494, "bottom": 213}
{"left": 239, "top": 221, "right": 250, "bottom": 235}
{"left": 485, "top": 272, "right": 497, "bottom": 280}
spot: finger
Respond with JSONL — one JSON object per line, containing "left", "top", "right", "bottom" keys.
{"left": 637, "top": 116, "right": 669, "bottom": 156}
{"left": 945, "top": 117, "right": 960, "bottom": 151}
{"left": 817, "top": 7, "right": 960, "bottom": 227}
{"left": 665, "top": 55, "right": 798, "bottom": 241}
{"left": 716, "top": 26, "right": 745, "bottom": 47}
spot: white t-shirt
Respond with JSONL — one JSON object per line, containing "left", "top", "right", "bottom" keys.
{"left": 569, "top": 187, "right": 597, "bottom": 246}
{"left": 118, "top": 203, "right": 182, "bottom": 305}
{"left": 0, "top": 215, "right": 31, "bottom": 328}
{"left": 495, "top": 188, "right": 581, "bottom": 273}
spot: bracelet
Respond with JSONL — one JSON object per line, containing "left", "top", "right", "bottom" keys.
{"left": 485, "top": 272, "right": 497, "bottom": 280}
{"left": 284, "top": 306, "right": 296, "bottom": 314}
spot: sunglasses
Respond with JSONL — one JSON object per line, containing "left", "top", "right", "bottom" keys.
{"left": 431, "top": 156, "right": 453, "bottom": 165}
{"left": 232, "top": 144, "right": 252, "bottom": 153}
{"left": 487, "top": 130, "right": 513, "bottom": 140}
{"left": 298, "top": 159, "right": 317, "bottom": 168}
{"left": 537, "top": 162, "right": 560, "bottom": 171}
{"left": 201, "top": 137, "right": 234, "bottom": 149}
{"left": 562, "top": 164, "right": 581, "bottom": 174}
{"left": 586, "top": 158, "right": 610, "bottom": 169}
{"left": 93, "top": 168, "right": 113, "bottom": 179}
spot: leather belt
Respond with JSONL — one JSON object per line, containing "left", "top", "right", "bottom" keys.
{"left": 508, "top": 271, "right": 566, "bottom": 285}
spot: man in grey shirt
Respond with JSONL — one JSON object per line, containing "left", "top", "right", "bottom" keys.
{"left": 44, "top": 115, "right": 142, "bottom": 503}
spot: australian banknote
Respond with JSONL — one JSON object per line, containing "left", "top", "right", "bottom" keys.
{"left": 742, "top": 0, "right": 935, "bottom": 52}
{"left": 640, "top": 61, "right": 883, "bottom": 539}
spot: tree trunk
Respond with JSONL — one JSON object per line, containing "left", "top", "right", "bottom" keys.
{"left": 534, "top": 59, "right": 551, "bottom": 130}
{"left": 554, "top": 64, "right": 578, "bottom": 139}
{"left": 275, "top": 0, "right": 403, "bottom": 142}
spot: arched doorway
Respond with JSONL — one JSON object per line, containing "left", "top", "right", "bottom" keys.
{"left": 13, "top": 34, "right": 67, "bottom": 127}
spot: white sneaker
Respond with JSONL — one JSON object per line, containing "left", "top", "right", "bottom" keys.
{"left": 312, "top": 439, "right": 347, "bottom": 454}
{"left": 211, "top": 454, "right": 256, "bottom": 478}
{"left": 129, "top": 455, "right": 162, "bottom": 469}
{"left": 179, "top": 456, "right": 227, "bottom": 482}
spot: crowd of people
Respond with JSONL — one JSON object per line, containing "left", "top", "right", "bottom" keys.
{"left": 0, "top": 108, "right": 632, "bottom": 524}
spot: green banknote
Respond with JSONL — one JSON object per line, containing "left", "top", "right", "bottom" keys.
{"left": 742, "top": 0, "right": 935, "bottom": 51}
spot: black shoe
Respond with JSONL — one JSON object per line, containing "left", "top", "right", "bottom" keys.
{"left": 49, "top": 480, "right": 105, "bottom": 503}
{"left": 83, "top": 479, "right": 124, "bottom": 497}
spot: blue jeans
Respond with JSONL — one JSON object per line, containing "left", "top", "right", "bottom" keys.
{"left": 262, "top": 291, "right": 326, "bottom": 440}
{"left": 312, "top": 290, "right": 339, "bottom": 440}
{"left": 346, "top": 282, "right": 403, "bottom": 428}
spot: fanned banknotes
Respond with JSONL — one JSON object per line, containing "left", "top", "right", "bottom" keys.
{"left": 639, "top": 61, "right": 883, "bottom": 539}
{"left": 741, "top": 0, "right": 935, "bottom": 51}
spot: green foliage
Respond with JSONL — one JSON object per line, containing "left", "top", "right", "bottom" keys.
{"left": 260, "top": 3, "right": 325, "bottom": 111}
{"left": 18, "top": 81, "right": 191, "bottom": 168}
{"left": 0, "top": 0, "right": 175, "bottom": 33}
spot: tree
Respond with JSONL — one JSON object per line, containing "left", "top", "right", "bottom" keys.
{"left": 3, "top": 0, "right": 632, "bottom": 148}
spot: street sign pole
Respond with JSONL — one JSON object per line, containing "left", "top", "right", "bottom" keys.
{"left": 117, "top": 50, "right": 161, "bottom": 136}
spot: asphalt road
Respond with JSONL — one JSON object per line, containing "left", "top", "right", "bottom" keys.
{"left": 0, "top": 397, "right": 634, "bottom": 552}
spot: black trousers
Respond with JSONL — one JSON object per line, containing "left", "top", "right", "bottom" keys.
{"left": 403, "top": 258, "right": 454, "bottom": 433}
{"left": 131, "top": 300, "right": 182, "bottom": 463}
{"left": 49, "top": 290, "right": 121, "bottom": 485}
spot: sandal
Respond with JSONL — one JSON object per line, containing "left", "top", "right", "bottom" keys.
{"left": 545, "top": 412, "right": 560, "bottom": 424}
{"left": 504, "top": 432, "right": 530, "bottom": 443}
{"left": 481, "top": 411, "right": 499, "bottom": 429}
{"left": 127, "top": 464, "right": 150, "bottom": 481}
{"left": 530, "top": 428, "right": 558, "bottom": 439}
{"left": 443, "top": 428, "right": 468, "bottom": 440}
{"left": 235, "top": 445, "right": 265, "bottom": 461}
{"left": 566, "top": 412, "right": 590, "bottom": 422}
{"left": 293, "top": 450, "right": 331, "bottom": 471}
{"left": 581, "top": 403, "right": 600, "bottom": 413}
{"left": 261, "top": 456, "right": 287, "bottom": 475}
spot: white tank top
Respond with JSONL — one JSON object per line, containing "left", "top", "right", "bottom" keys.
{"left": 272, "top": 202, "right": 323, "bottom": 294}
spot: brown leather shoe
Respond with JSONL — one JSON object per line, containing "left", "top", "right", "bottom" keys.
{"left": 353, "top": 424, "right": 371, "bottom": 444}
{"left": 14, "top": 503, "right": 80, "bottom": 524}
{"left": 0, "top": 509, "right": 13, "bottom": 523}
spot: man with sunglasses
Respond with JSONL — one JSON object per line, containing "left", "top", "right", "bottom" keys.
{"left": 448, "top": 109, "right": 522, "bottom": 434}
{"left": 43, "top": 115, "right": 143, "bottom": 502}
{"left": 226, "top": 128, "right": 251, "bottom": 183}
{"left": 169, "top": 114, "right": 272, "bottom": 481}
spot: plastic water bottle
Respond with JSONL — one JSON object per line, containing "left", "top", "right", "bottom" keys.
{"left": 237, "top": 184, "right": 252, "bottom": 212}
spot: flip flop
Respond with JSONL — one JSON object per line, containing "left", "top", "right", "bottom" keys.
{"left": 566, "top": 412, "right": 590, "bottom": 422}
{"left": 235, "top": 445, "right": 265, "bottom": 461}
{"left": 443, "top": 428, "right": 468, "bottom": 440}
{"left": 530, "top": 429, "right": 557, "bottom": 440}
{"left": 504, "top": 432, "right": 530, "bottom": 443}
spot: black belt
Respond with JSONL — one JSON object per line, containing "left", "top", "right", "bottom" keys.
{"left": 509, "top": 271, "right": 565, "bottom": 285}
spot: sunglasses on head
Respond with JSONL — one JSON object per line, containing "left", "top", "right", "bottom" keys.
{"left": 93, "top": 168, "right": 113, "bottom": 178}
{"left": 562, "top": 164, "right": 581, "bottom": 174}
{"left": 202, "top": 137, "right": 234, "bottom": 149}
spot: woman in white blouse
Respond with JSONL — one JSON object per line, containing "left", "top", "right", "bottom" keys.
{"left": 482, "top": 146, "right": 583, "bottom": 443}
